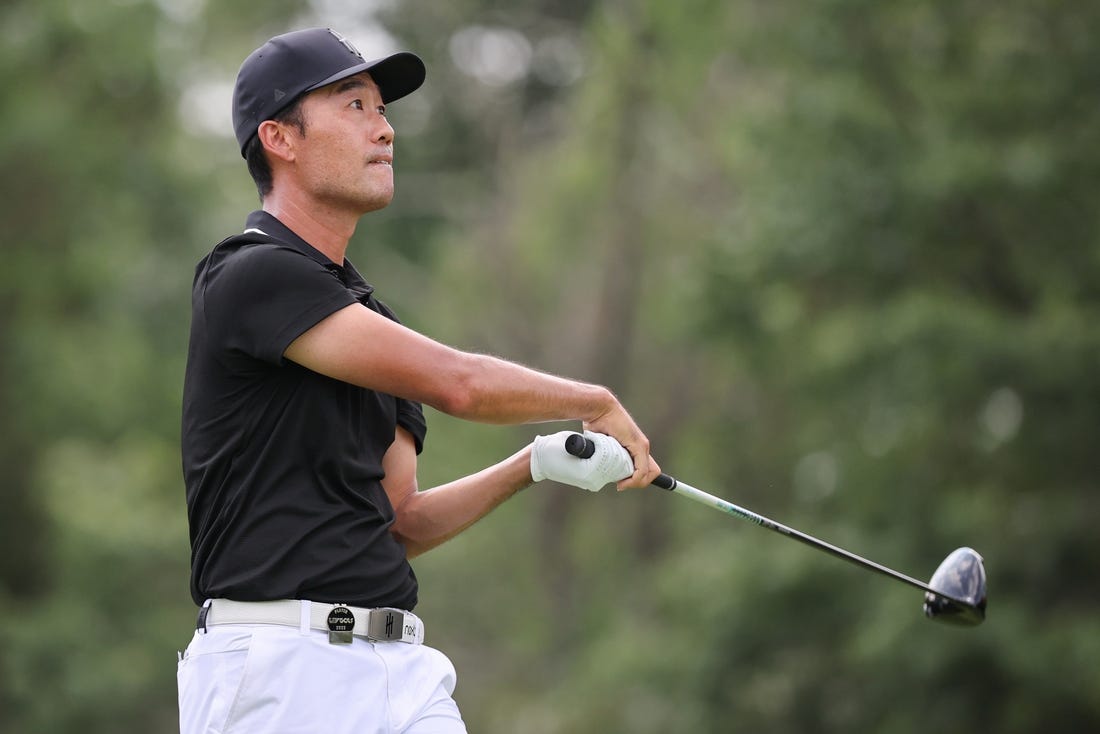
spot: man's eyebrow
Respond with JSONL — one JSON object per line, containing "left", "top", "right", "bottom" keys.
{"left": 330, "top": 77, "right": 368, "bottom": 95}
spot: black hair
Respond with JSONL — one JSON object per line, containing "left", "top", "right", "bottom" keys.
{"left": 244, "top": 98, "right": 308, "bottom": 200}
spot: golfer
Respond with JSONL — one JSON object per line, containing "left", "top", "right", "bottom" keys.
{"left": 178, "top": 27, "right": 660, "bottom": 734}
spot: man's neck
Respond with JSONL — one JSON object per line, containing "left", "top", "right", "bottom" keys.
{"left": 262, "top": 193, "right": 357, "bottom": 264}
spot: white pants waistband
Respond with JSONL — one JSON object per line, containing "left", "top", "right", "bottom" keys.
{"left": 199, "top": 598, "right": 425, "bottom": 644}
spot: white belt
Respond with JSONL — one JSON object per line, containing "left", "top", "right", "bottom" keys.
{"left": 199, "top": 599, "right": 425, "bottom": 645}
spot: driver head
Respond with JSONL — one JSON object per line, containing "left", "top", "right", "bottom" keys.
{"left": 923, "top": 547, "right": 987, "bottom": 626}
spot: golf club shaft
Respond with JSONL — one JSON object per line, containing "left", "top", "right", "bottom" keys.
{"left": 564, "top": 434, "right": 972, "bottom": 607}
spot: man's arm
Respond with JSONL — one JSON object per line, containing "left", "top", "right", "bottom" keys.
{"left": 381, "top": 426, "right": 533, "bottom": 557}
{"left": 284, "top": 302, "right": 658, "bottom": 488}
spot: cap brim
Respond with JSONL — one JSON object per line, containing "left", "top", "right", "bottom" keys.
{"left": 306, "top": 52, "right": 426, "bottom": 104}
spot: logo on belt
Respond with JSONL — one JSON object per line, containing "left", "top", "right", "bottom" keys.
{"left": 327, "top": 605, "right": 355, "bottom": 645}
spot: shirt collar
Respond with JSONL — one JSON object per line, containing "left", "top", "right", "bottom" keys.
{"left": 244, "top": 211, "right": 375, "bottom": 298}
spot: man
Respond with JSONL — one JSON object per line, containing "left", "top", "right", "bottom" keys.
{"left": 177, "top": 27, "right": 660, "bottom": 734}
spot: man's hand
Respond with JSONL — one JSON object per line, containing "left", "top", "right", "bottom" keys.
{"left": 584, "top": 405, "right": 661, "bottom": 490}
{"left": 530, "top": 431, "right": 634, "bottom": 492}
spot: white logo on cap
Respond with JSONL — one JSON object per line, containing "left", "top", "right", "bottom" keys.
{"left": 327, "top": 29, "right": 364, "bottom": 60}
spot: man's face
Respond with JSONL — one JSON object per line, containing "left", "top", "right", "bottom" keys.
{"left": 291, "top": 72, "right": 396, "bottom": 215}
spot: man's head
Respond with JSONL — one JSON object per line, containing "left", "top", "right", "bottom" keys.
{"left": 232, "top": 28, "right": 425, "bottom": 198}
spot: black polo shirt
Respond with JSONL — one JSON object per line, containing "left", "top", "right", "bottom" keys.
{"left": 182, "top": 210, "right": 426, "bottom": 610}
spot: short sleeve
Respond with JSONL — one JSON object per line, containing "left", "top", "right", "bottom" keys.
{"left": 201, "top": 243, "right": 356, "bottom": 364}
{"left": 365, "top": 293, "right": 428, "bottom": 453}
{"left": 396, "top": 399, "right": 427, "bottom": 454}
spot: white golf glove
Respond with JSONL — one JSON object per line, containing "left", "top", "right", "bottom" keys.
{"left": 530, "top": 430, "right": 634, "bottom": 492}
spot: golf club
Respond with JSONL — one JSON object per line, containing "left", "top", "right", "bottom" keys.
{"left": 565, "top": 433, "right": 987, "bottom": 626}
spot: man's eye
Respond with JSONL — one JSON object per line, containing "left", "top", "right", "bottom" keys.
{"left": 377, "top": 105, "right": 387, "bottom": 117}
{"left": 350, "top": 99, "right": 364, "bottom": 110}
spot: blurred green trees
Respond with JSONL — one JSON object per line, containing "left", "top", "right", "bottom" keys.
{"left": 1, "top": 0, "right": 1096, "bottom": 732}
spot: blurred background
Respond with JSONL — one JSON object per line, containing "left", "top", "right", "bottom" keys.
{"left": 2, "top": 0, "right": 1098, "bottom": 731}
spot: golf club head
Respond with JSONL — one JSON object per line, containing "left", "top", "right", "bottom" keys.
{"left": 923, "top": 547, "right": 987, "bottom": 626}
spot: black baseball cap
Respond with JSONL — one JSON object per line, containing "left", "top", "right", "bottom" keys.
{"left": 232, "top": 27, "right": 426, "bottom": 156}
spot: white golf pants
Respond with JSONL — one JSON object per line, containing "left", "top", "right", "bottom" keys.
{"left": 178, "top": 624, "right": 467, "bottom": 734}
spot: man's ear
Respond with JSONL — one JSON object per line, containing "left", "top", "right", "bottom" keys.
{"left": 257, "top": 119, "right": 296, "bottom": 163}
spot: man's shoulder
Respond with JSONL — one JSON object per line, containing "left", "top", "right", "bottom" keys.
{"left": 211, "top": 230, "right": 297, "bottom": 261}
{"left": 197, "top": 231, "right": 316, "bottom": 283}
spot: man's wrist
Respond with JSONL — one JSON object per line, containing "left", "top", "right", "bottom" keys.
{"left": 517, "top": 444, "right": 536, "bottom": 486}
{"left": 581, "top": 385, "right": 617, "bottom": 424}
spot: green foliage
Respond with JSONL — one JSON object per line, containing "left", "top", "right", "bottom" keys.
{"left": 1, "top": 0, "right": 1096, "bottom": 732}
{"left": 0, "top": 0, "right": 262, "bottom": 730}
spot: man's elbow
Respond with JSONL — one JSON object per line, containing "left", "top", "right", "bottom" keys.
{"left": 428, "top": 355, "right": 485, "bottom": 418}
{"left": 390, "top": 508, "right": 436, "bottom": 559}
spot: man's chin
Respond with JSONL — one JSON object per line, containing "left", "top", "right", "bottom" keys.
{"left": 357, "top": 189, "right": 395, "bottom": 214}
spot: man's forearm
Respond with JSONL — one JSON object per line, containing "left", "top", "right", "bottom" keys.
{"left": 444, "top": 354, "right": 656, "bottom": 488}
{"left": 391, "top": 445, "right": 534, "bottom": 558}
{"left": 441, "top": 353, "right": 617, "bottom": 426}
{"left": 286, "top": 304, "right": 657, "bottom": 487}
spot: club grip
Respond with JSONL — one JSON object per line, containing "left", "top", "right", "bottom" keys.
{"left": 564, "top": 432, "right": 595, "bottom": 458}
{"left": 563, "top": 433, "right": 676, "bottom": 491}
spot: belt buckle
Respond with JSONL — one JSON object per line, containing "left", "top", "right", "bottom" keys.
{"left": 367, "top": 608, "right": 405, "bottom": 641}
